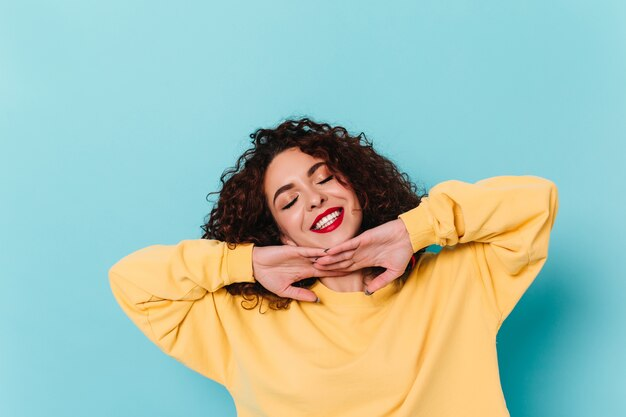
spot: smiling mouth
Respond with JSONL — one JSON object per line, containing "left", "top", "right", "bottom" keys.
{"left": 311, "top": 208, "right": 344, "bottom": 233}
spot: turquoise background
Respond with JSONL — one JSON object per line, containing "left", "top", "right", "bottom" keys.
{"left": 1, "top": 0, "right": 624, "bottom": 416}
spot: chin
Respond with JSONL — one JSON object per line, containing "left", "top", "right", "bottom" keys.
{"left": 312, "top": 231, "right": 357, "bottom": 248}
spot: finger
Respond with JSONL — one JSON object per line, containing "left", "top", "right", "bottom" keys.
{"left": 314, "top": 259, "right": 357, "bottom": 271}
{"left": 314, "top": 249, "right": 357, "bottom": 265}
{"left": 364, "top": 269, "right": 401, "bottom": 294}
{"left": 281, "top": 285, "right": 319, "bottom": 303}
{"left": 325, "top": 237, "right": 361, "bottom": 256}
{"left": 310, "top": 268, "right": 349, "bottom": 277}
{"left": 297, "top": 247, "right": 330, "bottom": 258}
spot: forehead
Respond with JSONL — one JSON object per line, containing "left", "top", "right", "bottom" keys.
{"left": 264, "top": 148, "right": 324, "bottom": 190}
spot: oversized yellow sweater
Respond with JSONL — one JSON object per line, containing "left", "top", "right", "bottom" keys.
{"left": 109, "top": 175, "right": 558, "bottom": 417}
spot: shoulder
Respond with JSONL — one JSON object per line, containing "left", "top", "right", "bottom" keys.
{"left": 401, "top": 244, "right": 479, "bottom": 294}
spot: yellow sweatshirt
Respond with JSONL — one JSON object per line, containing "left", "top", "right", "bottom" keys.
{"left": 109, "top": 175, "right": 558, "bottom": 417}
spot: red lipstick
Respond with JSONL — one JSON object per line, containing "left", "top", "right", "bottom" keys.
{"left": 310, "top": 207, "right": 344, "bottom": 234}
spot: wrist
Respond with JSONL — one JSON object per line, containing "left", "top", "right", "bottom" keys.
{"left": 398, "top": 201, "right": 436, "bottom": 252}
{"left": 225, "top": 242, "right": 256, "bottom": 285}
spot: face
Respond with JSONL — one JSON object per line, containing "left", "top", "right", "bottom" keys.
{"left": 264, "top": 147, "right": 363, "bottom": 248}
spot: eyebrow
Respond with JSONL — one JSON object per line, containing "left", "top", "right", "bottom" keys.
{"left": 272, "top": 162, "right": 327, "bottom": 205}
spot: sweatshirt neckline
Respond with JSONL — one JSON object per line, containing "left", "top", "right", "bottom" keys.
{"left": 310, "top": 279, "right": 399, "bottom": 307}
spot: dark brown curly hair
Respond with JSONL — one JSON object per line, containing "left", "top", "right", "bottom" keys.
{"left": 201, "top": 117, "right": 428, "bottom": 311}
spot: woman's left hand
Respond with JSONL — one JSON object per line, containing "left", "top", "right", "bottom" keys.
{"left": 314, "top": 219, "right": 414, "bottom": 295}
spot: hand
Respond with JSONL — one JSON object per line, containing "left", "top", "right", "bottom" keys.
{"left": 314, "top": 219, "right": 414, "bottom": 294}
{"left": 252, "top": 245, "right": 345, "bottom": 302}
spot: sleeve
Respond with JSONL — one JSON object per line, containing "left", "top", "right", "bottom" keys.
{"left": 398, "top": 175, "right": 559, "bottom": 327}
{"left": 108, "top": 239, "right": 256, "bottom": 386}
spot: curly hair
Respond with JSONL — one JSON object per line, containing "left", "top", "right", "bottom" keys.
{"left": 201, "top": 117, "right": 428, "bottom": 312}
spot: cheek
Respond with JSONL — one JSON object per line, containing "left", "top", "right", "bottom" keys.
{"left": 353, "top": 210, "right": 363, "bottom": 229}
{"left": 351, "top": 199, "right": 363, "bottom": 228}
{"left": 275, "top": 211, "right": 302, "bottom": 234}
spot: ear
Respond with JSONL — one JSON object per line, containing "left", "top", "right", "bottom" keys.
{"left": 280, "top": 234, "right": 297, "bottom": 247}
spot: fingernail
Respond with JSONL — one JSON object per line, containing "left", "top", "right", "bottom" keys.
{"left": 323, "top": 248, "right": 329, "bottom": 253}
{"left": 315, "top": 297, "right": 321, "bottom": 303}
{"left": 313, "top": 257, "right": 319, "bottom": 262}
{"left": 364, "top": 289, "right": 373, "bottom": 296}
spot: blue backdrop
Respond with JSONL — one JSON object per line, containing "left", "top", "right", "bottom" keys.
{"left": 1, "top": 1, "right": 624, "bottom": 416}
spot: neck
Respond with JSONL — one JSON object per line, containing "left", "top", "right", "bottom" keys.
{"left": 318, "top": 270, "right": 372, "bottom": 292}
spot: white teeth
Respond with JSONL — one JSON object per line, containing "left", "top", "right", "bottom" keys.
{"left": 313, "top": 210, "right": 341, "bottom": 230}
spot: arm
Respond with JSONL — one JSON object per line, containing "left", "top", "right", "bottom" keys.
{"left": 108, "top": 239, "right": 255, "bottom": 385}
{"left": 109, "top": 239, "right": 336, "bottom": 384}
{"left": 317, "top": 175, "right": 558, "bottom": 325}
{"left": 397, "top": 175, "right": 559, "bottom": 324}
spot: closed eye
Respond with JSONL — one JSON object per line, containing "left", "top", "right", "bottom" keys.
{"left": 282, "top": 196, "right": 298, "bottom": 210}
{"left": 318, "top": 175, "right": 334, "bottom": 184}
{"left": 281, "top": 176, "right": 332, "bottom": 210}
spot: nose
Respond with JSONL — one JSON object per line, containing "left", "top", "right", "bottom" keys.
{"left": 307, "top": 189, "right": 327, "bottom": 210}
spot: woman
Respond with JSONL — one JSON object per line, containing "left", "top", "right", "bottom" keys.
{"left": 109, "top": 118, "right": 559, "bottom": 417}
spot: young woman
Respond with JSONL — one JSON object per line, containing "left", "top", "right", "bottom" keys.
{"left": 109, "top": 118, "right": 559, "bottom": 417}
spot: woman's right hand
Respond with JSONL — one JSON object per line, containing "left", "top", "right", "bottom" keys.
{"left": 252, "top": 245, "right": 341, "bottom": 303}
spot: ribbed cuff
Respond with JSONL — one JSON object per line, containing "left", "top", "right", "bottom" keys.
{"left": 225, "top": 243, "right": 256, "bottom": 285}
{"left": 397, "top": 199, "right": 437, "bottom": 252}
